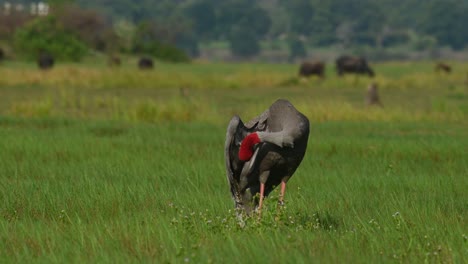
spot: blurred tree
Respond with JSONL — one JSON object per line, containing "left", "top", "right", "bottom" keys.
{"left": 14, "top": 16, "right": 88, "bottom": 61}
{"left": 47, "top": 0, "right": 75, "bottom": 9}
{"left": 183, "top": 0, "right": 216, "bottom": 40}
{"left": 163, "top": 11, "right": 200, "bottom": 58}
{"left": 176, "top": 31, "right": 199, "bottom": 57}
{"left": 55, "top": 4, "right": 115, "bottom": 51}
{"left": 411, "top": 34, "right": 437, "bottom": 52}
{"left": 0, "top": 13, "right": 33, "bottom": 42}
{"left": 32, "top": 0, "right": 467, "bottom": 57}
{"left": 132, "top": 21, "right": 190, "bottom": 62}
{"left": 335, "top": 22, "right": 355, "bottom": 49}
{"left": 287, "top": 35, "right": 306, "bottom": 62}
{"left": 216, "top": 0, "right": 271, "bottom": 39}
{"left": 421, "top": 0, "right": 468, "bottom": 50}
{"left": 328, "top": 0, "right": 386, "bottom": 47}
{"left": 47, "top": 0, "right": 75, "bottom": 5}
{"left": 228, "top": 25, "right": 260, "bottom": 58}
{"left": 113, "top": 19, "right": 136, "bottom": 53}
{"left": 355, "top": 2, "right": 386, "bottom": 46}
{"left": 246, "top": 6, "right": 272, "bottom": 37}
{"left": 308, "top": 6, "right": 337, "bottom": 46}
{"left": 214, "top": 0, "right": 270, "bottom": 58}
{"left": 280, "top": 0, "right": 314, "bottom": 36}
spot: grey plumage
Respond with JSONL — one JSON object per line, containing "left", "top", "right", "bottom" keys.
{"left": 225, "top": 99, "right": 310, "bottom": 214}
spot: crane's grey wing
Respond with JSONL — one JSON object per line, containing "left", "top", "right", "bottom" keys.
{"left": 225, "top": 116, "right": 243, "bottom": 205}
{"left": 244, "top": 109, "right": 269, "bottom": 131}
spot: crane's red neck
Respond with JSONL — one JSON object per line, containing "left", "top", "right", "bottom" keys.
{"left": 239, "top": 132, "right": 261, "bottom": 161}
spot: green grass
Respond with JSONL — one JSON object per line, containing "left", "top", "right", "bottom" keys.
{"left": 1, "top": 61, "right": 467, "bottom": 123}
{"left": 0, "top": 61, "right": 467, "bottom": 262}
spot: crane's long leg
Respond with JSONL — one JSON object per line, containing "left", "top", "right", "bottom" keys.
{"left": 258, "top": 183, "right": 265, "bottom": 213}
{"left": 257, "top": 171, "right": 270, "bottom": 216}
{"left": 278, "top": 180, "right": 286, "bottom": 206}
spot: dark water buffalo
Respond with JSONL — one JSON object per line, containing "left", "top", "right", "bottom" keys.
{"left": 138, "top": 57, "right": 154, "bottom": 69}
{"left": 108, "top": 55, "right": 121, "bottom": 67}
{"left": 38, "top": 53, "right": 54, "bottom": 70}
{"left": 435, "top": 62, "right": 451, "bottom": 73}
{"left": 298, "top": 61, "right": 325, "bottom": 78}
{"left": 336, "top": 55, "right": 374, "bottom": 77}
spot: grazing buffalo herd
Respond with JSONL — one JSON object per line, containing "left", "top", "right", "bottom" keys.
{"left": 299, "top": 55, "right": 375, "bottom": 78}
{"left": 23, "top": 52, "right": 155, "bottom": 70}
{"left": 0, "top": 49, "right": 460, "bottom": 83}
{"left": 296, "top": 56, "right": 457, "bottom": 108}
{"left": 299, "top": 56, "right": 459, "bottom": 79}
{"left": 297, "top": 57, "right": 461, "bottom": 106}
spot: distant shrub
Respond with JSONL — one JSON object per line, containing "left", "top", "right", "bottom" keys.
{"left": 55, "top": 4, "right": 115, "bottom": 52}
{"left": 382, "top": 34, "right": 410, "bottom": 47}
{"left": 287, "top": 36, "right": 306, "bottom": 61}
{"left": 133, "top": 41, "right": 190, "bottom": 63}
{"left": 132, "top": 21, "right": 191, "bottom": 63}
{"left": 176, "top": 32, "right": 200, "bottom": 58}
{"left": 14, "top": 16, "right": 88, "bottom": 61}
{"left": 278, "top": 77, "right": 301, "bottom": 87}
{"left": 0, "top": 11, "right": 33, "bottom": 41}
{"left": 412, "top": 35, "right": 437, "bottom": 51}
{"left": 228, "top": 26, "right": 260, "bottom": 58}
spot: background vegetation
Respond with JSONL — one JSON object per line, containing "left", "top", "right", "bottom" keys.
{"left": 77, "top": 0, "right": 468, "bottom": 59}
{"left": 0, "top": 0, "right": 467, "bottom": 61}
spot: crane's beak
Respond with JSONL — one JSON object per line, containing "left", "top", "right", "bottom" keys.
{"left": 240, "top": 147, "right": 259, "bottom": 178}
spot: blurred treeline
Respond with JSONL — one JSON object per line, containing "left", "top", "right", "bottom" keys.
{"left": 1, "top": 0, "right": 467, "bottom": 62}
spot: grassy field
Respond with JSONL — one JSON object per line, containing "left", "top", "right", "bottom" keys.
{"left": 0, "top": 60, "right": 467, "bottom": 262}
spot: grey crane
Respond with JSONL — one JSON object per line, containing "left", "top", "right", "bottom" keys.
{"left": 224, "top": 99, "right": 310, "bottom": 215}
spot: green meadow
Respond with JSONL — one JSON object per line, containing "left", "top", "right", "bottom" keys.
{"left": 0, "top": 61, "right": 467, "bottom": 263}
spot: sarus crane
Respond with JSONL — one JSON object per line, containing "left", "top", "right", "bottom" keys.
{"left": 224, "top": 99, "right": 310, "bottom": 215}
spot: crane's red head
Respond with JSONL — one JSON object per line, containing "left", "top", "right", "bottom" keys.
{"left": 239, "top": 132, "right": 261, "bottom": 161}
